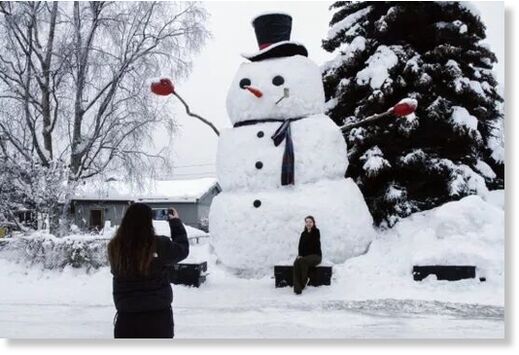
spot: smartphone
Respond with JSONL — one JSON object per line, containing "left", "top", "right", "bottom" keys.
{"left": 152, "top": 209, "right": 170, "bottom": 221}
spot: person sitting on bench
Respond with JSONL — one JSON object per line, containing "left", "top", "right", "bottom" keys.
{"left": 293, "top": 215, "right": 322, "bottom": 295}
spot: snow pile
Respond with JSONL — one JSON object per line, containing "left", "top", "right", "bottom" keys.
{"left": 482, "top": 189, "right": 505, "bottom": 209}
{"left": 405, "top": 194, "right": 503, "bottom": 271}
{"left": 336, "top": 191, "right": 504, "bottom": 305}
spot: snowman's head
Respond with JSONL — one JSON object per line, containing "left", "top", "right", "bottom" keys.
{"left": 226, "top": 55, "right": 325, "bottom": 125}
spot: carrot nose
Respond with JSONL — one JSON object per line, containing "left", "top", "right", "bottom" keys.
{"left": 245, "top": 86, "right": 263, "bottom": 98}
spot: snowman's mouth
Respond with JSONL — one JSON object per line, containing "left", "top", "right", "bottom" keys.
{"left": 275, "top": 88, "right": 290, "bottom": 105}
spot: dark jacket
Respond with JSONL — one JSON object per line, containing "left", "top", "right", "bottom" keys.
{"left": 298, "top": 227, "right": 322, "bottom": 257}
{"left": 111, "top": 218, "right": 189, "bottom": 313}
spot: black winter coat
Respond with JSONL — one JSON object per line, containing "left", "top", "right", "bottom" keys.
{"left": 298, "top": 227, "right": 322, "bottom": 257}
{"left": 111, "top": 218, "right": 189, "bottom": 313}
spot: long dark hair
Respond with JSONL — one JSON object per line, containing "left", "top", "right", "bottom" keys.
{"left": 304, "top": 215, "right": 317, "bottom": 232}
{"left": 108, "top": 203, "right": 157, "bottom": 277}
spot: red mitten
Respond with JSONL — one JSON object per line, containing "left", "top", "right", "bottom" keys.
{"left": 151, "top": 78, "right": 175, "bottom": 96}
{"left": 392, "top": 99, "right": 417, "bottom": 117}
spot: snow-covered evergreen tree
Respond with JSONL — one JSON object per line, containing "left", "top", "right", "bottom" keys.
{"left": 322, "top": 1, "right": 504, "bottom": 227}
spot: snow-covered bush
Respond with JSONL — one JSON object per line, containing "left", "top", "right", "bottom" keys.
{"left": 0, "top": 221, "right": 208, "bottom": 270}
{"left": 0, "top": 233, "right": 110, "bottom": 270}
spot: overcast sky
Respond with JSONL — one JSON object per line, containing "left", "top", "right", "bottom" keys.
{"left": 151, "top": 1, "right": 505, "bottom": 180}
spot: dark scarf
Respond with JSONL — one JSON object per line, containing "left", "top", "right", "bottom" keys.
{"left": 233, "top": 117, "right": 305, "bottom": 185}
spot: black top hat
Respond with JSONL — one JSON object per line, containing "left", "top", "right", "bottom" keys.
{"left": 242, "top": 13, "right": 308, "bottom": 62}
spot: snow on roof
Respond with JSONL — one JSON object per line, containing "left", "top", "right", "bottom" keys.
{"left": 73, "top": 177, "right": 218, "bottom": 203}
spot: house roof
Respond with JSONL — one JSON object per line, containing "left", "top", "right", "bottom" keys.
{"left": 73, "top": 177, "right": 219, "bottom": 203}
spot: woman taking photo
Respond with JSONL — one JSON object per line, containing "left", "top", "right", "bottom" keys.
{"left": 293, "top": 216, "right": 322, "bottom": 295}
{"left": 108, "top": 203, "right": 189, "bottom": 338}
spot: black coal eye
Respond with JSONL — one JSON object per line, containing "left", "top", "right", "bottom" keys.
{"left": 272, "top": 75, "right": 284, "bottom": 86}
{"left": 239, "top": 78, "right": 251, "bottom": 89}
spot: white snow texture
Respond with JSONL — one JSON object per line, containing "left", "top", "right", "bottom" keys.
{"left": 0, "top": 191, "right": 504, "bottom": 338}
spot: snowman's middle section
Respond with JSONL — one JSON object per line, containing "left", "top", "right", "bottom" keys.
{"left": 216, "top": 113, "right": 349, "bottom": 191}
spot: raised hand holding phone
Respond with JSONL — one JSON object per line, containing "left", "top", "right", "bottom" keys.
{"left": 167, "top": 208, "right": 180, "bottom": 220}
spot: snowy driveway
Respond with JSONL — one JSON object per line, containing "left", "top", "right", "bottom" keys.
{"left": 0, "top": 298, "right": 503, "bottom": 339}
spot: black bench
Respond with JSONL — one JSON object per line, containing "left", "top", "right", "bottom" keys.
{"left": 168, "top": 261, "right": 207, "bottom": 287}
{"left": 274, "top": 265, "right": 332, "bottom": 288}
{"left": 412, "top": 265, "right": 484, "bottom": 282}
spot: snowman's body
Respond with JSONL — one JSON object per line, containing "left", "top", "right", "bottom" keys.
{"left": 216, "top": 114, "right": 348, "bottom": 191}
{"left": 209, "top": 54, "right": 375, "bottom": 275}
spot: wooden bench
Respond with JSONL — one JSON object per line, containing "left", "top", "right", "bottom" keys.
{"left": 168, "top": 261, "right": 207, "bottom": 287}
{"left": 274, "top": 265, "right": 332, "bottom": 288}
{"left": 412, "top": 265, "right": 484, "bottom": 282}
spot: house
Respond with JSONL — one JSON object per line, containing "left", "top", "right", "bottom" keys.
{"left": 70, "top": 177, "right": 220, "bottom": 232}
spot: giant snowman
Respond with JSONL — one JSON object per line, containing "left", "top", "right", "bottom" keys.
{"left": 209, "top": 13, "right": 375, "bottom": 275}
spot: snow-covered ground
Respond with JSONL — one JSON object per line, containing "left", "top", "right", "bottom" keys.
{"left": 0, "top": 192, "right": 504, "bottom": 339}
